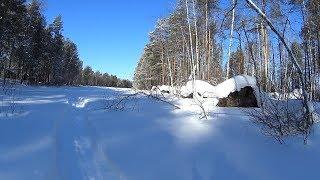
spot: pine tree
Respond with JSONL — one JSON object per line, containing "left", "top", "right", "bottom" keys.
{"left": 26, "top": 0, "right": 47, "bottom": 84}
{"left": 0, "top": 0, "right": 27, "bottom": 83}
{"left": 82, "top": 66, "right": 94, "bottom": 85}
{"left": 228, "top": 49, "right": 245, "bottom": 78}
{"left": 50, "top": 15, "right": 64, "bottom": 85}
{"left": 63, "top": 39, "right": 82, "bottom": 85}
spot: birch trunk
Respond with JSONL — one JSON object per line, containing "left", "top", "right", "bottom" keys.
{"left": 226, "top": 0, "right": 236, "bottom": 79}
{"left": 186, "top": 0, "right": 196, "bottom": 94}
{"left": 205, "top": 0, "right": 210, "bottom": 81}
{"left": 192, "top": 0, "right": 200, "bottom": 79}
{"left": 161, "top": 47, "right": 165, "bottom": 85}
{"left": 261, "top": 0, "right": 269, "bottom": 91}
{"left": 166, "top": 53, "right": 173, "bottom": 88}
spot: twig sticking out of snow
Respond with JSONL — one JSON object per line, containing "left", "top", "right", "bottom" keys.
{"left": 106, "top": 91, "right": 181, "bottom": 111}
{"left": 193, "top": 93, "right": 209, "bottom": 120}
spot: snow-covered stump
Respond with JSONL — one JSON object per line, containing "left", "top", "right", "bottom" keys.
{"left": 217, "top": 86, "right": 258, "bottom": 107}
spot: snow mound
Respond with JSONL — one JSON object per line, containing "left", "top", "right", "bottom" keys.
{"left": 72, "top": 97, "right": 99, "bottom": 108}
{"left": 181, "top": 80, "right": 215, "bottom": 98}
{"left": 214, "top": 75, "right": 258, "bottom": 98}
{"left": 72, "top": 97, "right": 108, "bottom": 110}
{"left": 180, "top": 75, "right": 259, "bottom": 99}
{"left": 152, "top": 85, "right": 171, "bottom": 93}
{"left": 152, "top": 85, "right": 180, "bottom": 95}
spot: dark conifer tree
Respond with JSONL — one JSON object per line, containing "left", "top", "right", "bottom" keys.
{"left": 50, "top": 15, "right": 64, "bottom": 85}
{"left": 0, "top": 0, "right": 27, "bottom": 83}
{"left": 63, "top": 39, "right": 82, "bottom": 85}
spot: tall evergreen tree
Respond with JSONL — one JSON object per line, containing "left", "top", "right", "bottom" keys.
{"left": 63, "top": 39, "right": 82, "bottom": 85}
{"left": 26, "top": 0, "right": 47, "bottom": 83}
{"left": 50, "top": 15, "right": 64, "bottom": 85}
{"left": 0, "top": 0, "right": 27, "bottom": 83}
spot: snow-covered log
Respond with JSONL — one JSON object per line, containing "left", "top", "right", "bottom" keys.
{"left": 180, "top": 75, "right": 261, "bottom": 107}
{"left": 213, "top": 75, "right": 259, "bottom": 99}
{"left": 217, "top": 86, "right": 258, "bottom": 107}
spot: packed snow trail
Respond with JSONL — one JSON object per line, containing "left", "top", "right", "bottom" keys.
{"left": 0, "top": 86, "right": 320, "bottom": 180}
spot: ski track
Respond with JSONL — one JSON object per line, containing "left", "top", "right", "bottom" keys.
{"left": 0, "top": 87, "right": 126, "bottom": 180}
{"left": 54, "top": 92, "right": 123, "bottom": 180}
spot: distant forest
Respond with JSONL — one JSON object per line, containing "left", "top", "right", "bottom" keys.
{"left": 134, "top": 0, "right": 319, "bottom": 99}
{"left": 0, "top": 0, "right": 132, "bottom": 88}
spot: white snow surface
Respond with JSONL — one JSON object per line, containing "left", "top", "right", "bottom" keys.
{"left": 0, "top": 85, "right": 320, "bottom": 180}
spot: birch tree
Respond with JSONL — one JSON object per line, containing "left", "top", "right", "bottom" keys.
{"left": 226, "top": 0, "right": 236, "bottom": 79}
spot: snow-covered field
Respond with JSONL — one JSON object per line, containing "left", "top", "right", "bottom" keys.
{"left": 0, "top": 86, "right": 320, "bottom": 180}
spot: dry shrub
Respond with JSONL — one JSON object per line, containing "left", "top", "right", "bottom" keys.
{"left": 247, "top": 94, "right": 313, "bottom": 144}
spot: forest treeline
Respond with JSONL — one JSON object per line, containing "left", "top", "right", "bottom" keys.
{"left": 0, "top": 0, "right": 132, "bottom": 88}
{"left": 134, "top": 0, "right": 319, "bottom": 99}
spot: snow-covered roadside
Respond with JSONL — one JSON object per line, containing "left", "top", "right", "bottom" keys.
{"left": 156, "top": 75, "right": 260, "bottom": 108}
{"left": 0, "top": 86, "right": 320, "bottom": 180}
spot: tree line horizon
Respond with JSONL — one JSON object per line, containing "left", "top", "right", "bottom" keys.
{"left": 1, "top": 0, "right": 132, "bottom": 88}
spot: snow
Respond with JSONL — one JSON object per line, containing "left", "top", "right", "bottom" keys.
{"left": 214, "top": 75, "right": 258, "bottom": 98}
{"left": 180, "top": 75, "right": 260, "bottom": 106}
{"left": 181, "top": 75, "right": 258, "bottom": 98}
{"left": 152, "top": 85, "right": 179, "bottom": 95}
{"left": 270, "top": 89, "right": 303, "bottom": 100}
{"left": 181, "top": 80, "right": 215, "bottom": 97}
{"left": 1, "top": 85, "right": 320, "bottom": 180}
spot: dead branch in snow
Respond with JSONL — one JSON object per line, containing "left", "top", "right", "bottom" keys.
{"left": 193, "top": 94, "right": 209, "bottom": 120}
{"left": 141, "top": 91, "right": 181, "bottom": 109}
{"left": 106, "top": 91, "right": 181, "bottom": 111}
{"left": 106, "top": 93, "right": 140, "bottom": 111}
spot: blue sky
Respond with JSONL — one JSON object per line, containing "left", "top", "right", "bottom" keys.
{"left": 44, "top": 1, "right": 176, "bottom": 80}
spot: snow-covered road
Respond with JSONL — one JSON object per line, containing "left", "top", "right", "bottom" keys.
{"left": 0, "top": 86, "right": 319, "bottom": 180}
